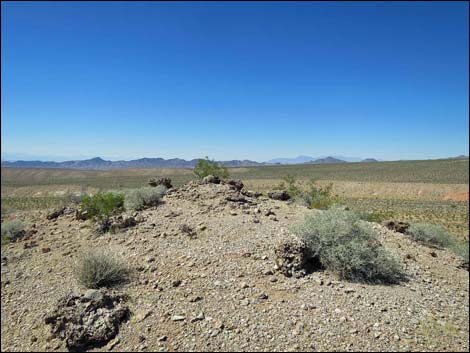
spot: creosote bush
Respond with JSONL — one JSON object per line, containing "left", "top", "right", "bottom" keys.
{"left": 79, "top": 192, "right": 124, "bottom": 221}
{"left": 75, "top": 251, "right": 130, "bottom": 289}
{"left": 193, "top": 156, "right": 229, "bottom": 179}
{"left": 123, "top": 185, "right": 166, "bottom": 211}
{"left": 292, "top": 208, "right": 403, "bottom": 283}
{"left": 1, "top": 220, "right": 27, "bottom": 245}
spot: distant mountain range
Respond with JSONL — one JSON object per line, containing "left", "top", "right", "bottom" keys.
{"left": 1, "top": 155, "right": 381, "bottom": 170}
{"left": 3, "top": 155, "right": 465, "bottom": 170}
{"left": 303, "top": 156, "right": 347, "bottom": 164}
{"left": 0, "top": 157, "right": 264, "bottom": 170}
{"left": 267, "top": 155, "right": 364, "bottom": 164}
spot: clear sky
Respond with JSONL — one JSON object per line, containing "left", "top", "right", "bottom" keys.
{"left": 1, "top": 1, "right": 468, "bottom": 162}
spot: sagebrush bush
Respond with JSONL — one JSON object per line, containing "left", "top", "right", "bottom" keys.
{"left": 407, "top": 223, "right": 454, "bottom": 248}
{"left": 1, "top": 220, "right": 26, "bottom": 244}
{"left": 123, "top": 185, "right": 166, "bottom": 211}
{"left": 193, "top": 156, "right": 229, "bottom": 179}
{"left": 407, "top": 222, "right": 468, "bottom": 262}
{"left": 293, "top": 209, "right": 403, "bottom": 283}
{"left": 63, "top": 190, "right": 87, "bottom": 205}
{"left": 75, "top": 251, "right": 130, "bottom": 288}
{"left": 79, "top": 192, "right": 124, "bottom": 220}
{"left": 449, "top": 241, "right": 469, "bottom": 263}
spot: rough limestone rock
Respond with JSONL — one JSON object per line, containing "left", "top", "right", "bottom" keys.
{"left": 241, "top": 189, "right": 262, "bottom": 198}
{"left": 267, "top": 190, "right": 290, "bottom": 201}
{"left": 44, "top": 289, "right": 129, "bottom": 351}
{"left": 46, "top": 207, "right": 66, "bottom": 220}
{"left": 203, "top": 175, "right": 221, "bottom": 184}
{"left": 274, "top": 235, "right": 312, "bottom": 277}
{"left": 224, "top": 179, "right": 244, "bottom": 191}
{"left": 109, "top": 215, "right": 137, "bottom": 233}
{"left": 75, "top": 208, "right": 88, "bottom": 221}
{"left": 383, "top": 220, "right": 410, "bottom": 234}
{"left": 148, "top": 176, "right": 172, "bottom": 189}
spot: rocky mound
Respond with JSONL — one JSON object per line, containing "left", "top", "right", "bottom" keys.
{"left": 1, "top": 180, "right": 469, "bottom": 352}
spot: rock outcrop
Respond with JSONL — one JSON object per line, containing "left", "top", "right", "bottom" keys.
{"left": 44, "top": 289, "right": 129, "bottom": 351}
{"left": 267, "top": 190, "right": 290, "bottom": 201}
{"left": 274, "top": 235, "right": 314, "bottom": 277}
{"left": 148, "top": 177, "right": 172, "bottom": 189}
{"left": 383, "top": 220, "right": 410, "bottom": 234}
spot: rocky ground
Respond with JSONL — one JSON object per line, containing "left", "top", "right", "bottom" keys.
{"left": 1, "top": 181, "right": 469, "bottom": 352}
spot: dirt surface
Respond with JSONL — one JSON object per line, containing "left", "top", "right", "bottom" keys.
{"left": 443, "top": 191, "right": 469, "bottom": 202}
{"left": 1, "top": 181, "right": 469, "bottom": 352}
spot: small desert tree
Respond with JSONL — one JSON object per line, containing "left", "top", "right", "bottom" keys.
{"left": 193, "top": 156, "right": 229, "bottom": 179}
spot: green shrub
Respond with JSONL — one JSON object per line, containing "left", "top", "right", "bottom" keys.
{"left": 123, "top": 186, "right": 166, "bottom": 211}
{"left": 75, "top": 251, "right": 130, "bottom": 289}
{"left": 292, "top": 209, "right": 403, "bottom": 283}
{"left": 79, "top": 192, "right": 124, "bottom": 221}
{"left": 275, "top": 174, "right": 302, "bottom": 198}
{"left": 193, "top": 156, "right": 229, "bottom": 179}
{"left": 280, "top": 176, "right": 337, "bottom": 210}
{"left": 1, "top": 220, "right": 26, "bottom": 245}
{"left": 357, "top": 210, "right": 394, "bottom": 223}
{"left": 302, "top": 180, "right": 338, "bottom": 209}
{"left": 407, "top": 223, "right": 454, "bottom": 248}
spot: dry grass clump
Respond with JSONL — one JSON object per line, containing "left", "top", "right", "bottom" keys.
{"left": 1, "top": 220, "right": 27, "bottom": 245}
{"left": 75, "top": 251, "right": 130, "bottom": 289}
{"left": 123, "top": 185, "right": 166, "bottom": 211}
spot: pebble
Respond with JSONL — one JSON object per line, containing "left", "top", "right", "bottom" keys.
{"left": 171, "top": 315, "right": 185, "bottom": 321}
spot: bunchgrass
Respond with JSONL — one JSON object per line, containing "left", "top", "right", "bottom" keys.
{"left": 75, "top": 251, "right": 130, "bottom": 289}
{"left": 123, "top": 185, "right": 166, "bottom": 211}
{"left": 1, "top": 220, "right": 26, "bottom": 245}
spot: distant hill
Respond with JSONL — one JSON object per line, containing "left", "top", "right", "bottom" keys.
{"left": 361, "top": 158, "right": 379, "bottom": 163}
{"left": 1, "top": 157, "right": 264, "bottom": 170}
{"left": 267, "top": 155, "right": 362, "bottom": 164}
{"left": 304, "top": 156, "right": 347, "bottom": 164}
{"left": 266, "top": 156, "right": 316, "bottom": 165}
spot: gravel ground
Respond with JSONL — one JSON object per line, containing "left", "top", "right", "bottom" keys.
{"left": 1, "top": 181, "right": 468, "bottom": 352}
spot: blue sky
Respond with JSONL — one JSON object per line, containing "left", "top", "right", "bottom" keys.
{"left": 1, "top": 1, "right": 468, "bottom": 162}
